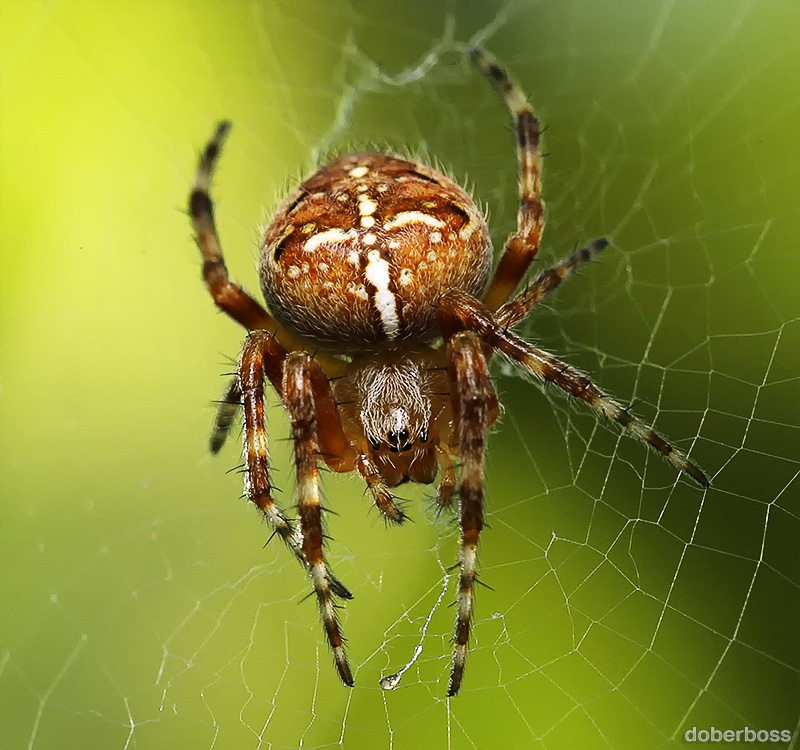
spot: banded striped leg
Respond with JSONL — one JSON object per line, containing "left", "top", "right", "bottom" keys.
{"left": 496, "top": 238, "right": 609, "bottom": 329}
{"left": 238, "top": 331, "right": 303, "bottom": 561}
{"left": 356, "top": 454, "right": 408, "bottom": 524}
{"left": 442, "top": 289, "right": 710, "bottom": 488}
{"left": 190, "top": 122, "right": 347, "bottom": 377}
{"left": 494, "top": 331, "right": 710, "bottom": 487}
{"left": 210, "top": 377, "right": 241, "bottom": 454}
{"left": 190, "top": 122, "right": 281, "bottom": 332}
{"left": 471, "top": 48, "right": 544, "bottom": 311}
{"left": 283, "top": 352, "right": 354, "bottom": 687}
{"left": 444, "top": 332, "right": 498, "bottom": 696}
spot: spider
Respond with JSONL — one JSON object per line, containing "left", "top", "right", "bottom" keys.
{"left": 188, "top": 47, "right": 709, "bottom": 697}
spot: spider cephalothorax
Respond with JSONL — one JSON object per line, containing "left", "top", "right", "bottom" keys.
{"left": 353, "top": 357, "right": 432, "bottom": 452}
{"left": 189, "top": 47, "right": 709, "bottom": 697}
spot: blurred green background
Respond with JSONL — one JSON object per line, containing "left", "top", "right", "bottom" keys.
{"left": 1, "top": 1, "right": 798, "bottom": 748}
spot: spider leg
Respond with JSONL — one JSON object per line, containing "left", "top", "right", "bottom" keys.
{"left": 356, "top": 454, "right": 408, "bottom": 524}
{"left": 499, "top": 335, "right": 710, "bottom": 486}
{"left": 496, "top": 238, "right": 609, "bottom": 329}
{"left": 442, "top": 331, "right": 498, "bottom": 696}
{"left": 470, "top": 48, "right": 543, "bottom": 311}
{"left": 283, "top": 351, "right": 354, "bottom": 687}
{"left": 304, "top": 360, "right": 357, "bottom": 473}
{"left": 434, "top": 445, "right": 457, "bottom": 512}
{"left": 210, "top": 376, "right": 241, "bottom": 454}
{"left": 190, "top": 122, "right": 347, "bottom": 377}
{"left": 238, "top": 331, "right": 303, "bottom": 560}
{"left": 442, "top": 290, "right": 710, "bottom": 488}
{"left": 190, "top": 122, "right": 283, "bottom": 332}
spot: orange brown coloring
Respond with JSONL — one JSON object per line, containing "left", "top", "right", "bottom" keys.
{"left": 260, "top": 153, "right": 492, "bottom": 351}
{"left": 190, "top": 47, "right": 709, "bottom": 700}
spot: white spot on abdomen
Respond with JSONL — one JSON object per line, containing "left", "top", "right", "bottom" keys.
{"left": 364, "top": 249, "right": 400, "bottom": 339}
{"left": 358, "top": 191, "right": 378, "bottom": 228}
{"left": 384, "top": 211, "right": 445, "bottom": 230}
{"left": 304, "top": 228, "right": 355, "bottom": 253}
{"left": 358, "top": 198, "right": 377, "bottom": 216}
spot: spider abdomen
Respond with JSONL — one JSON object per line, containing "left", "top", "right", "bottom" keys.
{"left": 259, "top": 152, "right": 492, "bottom": 352}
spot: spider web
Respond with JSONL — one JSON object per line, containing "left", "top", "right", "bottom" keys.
{"left": 1, "top": 1, "right": 798, "bottom": 749}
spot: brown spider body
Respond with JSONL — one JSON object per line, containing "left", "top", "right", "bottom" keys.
{"left": 189, "top": 47, "right": 709, "bottom": 698}
{"left": 260, "top": 152, "right": 492, "bottom": 351}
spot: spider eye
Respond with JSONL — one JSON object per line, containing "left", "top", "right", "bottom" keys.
{"left": 368, "top": 437, "right": 381, "bottom": 451}
{"left": 386, "top": 429, "right": 411, "bottom": 453}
